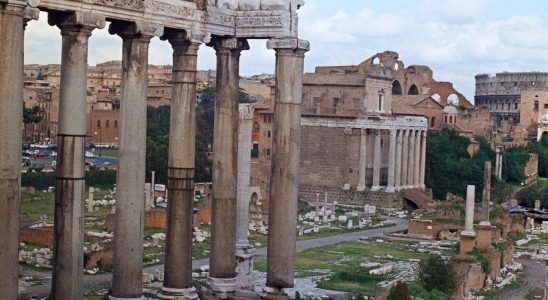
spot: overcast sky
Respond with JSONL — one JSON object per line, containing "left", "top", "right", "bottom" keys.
{"left": 24, "top": 0, "right": 548, "bottom": 100}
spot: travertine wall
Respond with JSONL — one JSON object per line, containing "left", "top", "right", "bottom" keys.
{"left": 299, "top": 185, "right": 403, "bottom": 208}
{"left": 519, "top": 91, "right": 548, "bottom": 136}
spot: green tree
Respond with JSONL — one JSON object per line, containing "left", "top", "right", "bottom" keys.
{"left": 502, "top": 147, "right": 530, "bottom": 184}
{"left": 425, "top": 129, "right": 494, "bottom": 200}
{"left": 418, "top": 255, "right": 459, "bottom": 295}
{"left": 23, "top": 105, "right": 42, "bottom": 124}
{"left": 388, "top": 281, "right": 411, "bottom": 300}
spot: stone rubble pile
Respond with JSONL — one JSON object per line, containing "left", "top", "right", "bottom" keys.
{"left": 19, "top": 247, "right": 53, "bottom": 268}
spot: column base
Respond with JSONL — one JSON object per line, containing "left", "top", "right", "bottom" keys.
{"left": 260, "top": 286, "right": 289, "bottom": 300}
{"left": 109, "top": 296, "right": 145, "bottom": 300}
{"left": 371, "top": 185, "right": 381, "bottom": 192}
{"left": 356, "top": 185, "right": 366, "bottom": 192}
{"left": 236, "top": 243, "right": 256, "bottom": 290}
{"left": 207, "top": 276, "right": 237, "bottom": 296}
{"left": 158, "top": 287, "right": 199, "bottom": 300}
{"left": 386, "top": 186, "right": 396, "bottom": 193}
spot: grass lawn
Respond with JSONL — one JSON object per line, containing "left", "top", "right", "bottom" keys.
{"left": 255, "top": 240, "right": 435, "bottom": 297}
{"left": 92, "top": 149, "right": 118, "bottom": 157}
{"left": 20, "top": 191, "right": 54, "bottom": 219}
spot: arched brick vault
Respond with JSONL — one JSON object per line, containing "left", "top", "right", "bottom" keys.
{"left": 358, "top": 51, "right": 472, "bottom": 108}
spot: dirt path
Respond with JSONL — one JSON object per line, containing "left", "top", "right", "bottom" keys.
{"left": 494, "top": 257, "right": 546, "bottom": 300}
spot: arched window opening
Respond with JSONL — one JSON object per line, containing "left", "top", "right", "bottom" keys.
{"left": 392, "top": 80, "right": 402, "bottom": 95}
{"left": 408, "top": 84, "right": 418, "bottom": 95}
{"left": 372, "top": 57, "right": 380, "bottom": 65}
{"left": 431, "top": 94, "right": 441, "bottom": 102}
{"left": 447, "top": 94, "right": 458, "bottom": 105}
{"left": 431, "top": 117, "right": 436, "bottom": 128}
{"left": 378, "top": 89, "right": 385, "bottom": 111}
{"left": 534, "top": 100, "right": 539, "bottom": 111}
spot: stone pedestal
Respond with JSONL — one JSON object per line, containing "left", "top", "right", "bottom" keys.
{"left": 235, "top": 244, "right": 256, "bottom": 290}
{"left": 157, "top": 287, "right": 198, "bottom": 300}
{"left": 476, "top": 225, "right": 493, "bottom": 250}
{"left": 261, "top": 287, "right": 290, "bottom": 300}
{"left": 460, "top": 234, "right": 476, "bottom": 255}
{"left": 206, "top": 276, "right": 238, "bottom": 298}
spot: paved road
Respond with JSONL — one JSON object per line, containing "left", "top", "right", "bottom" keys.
{"left": 19, "top": 217, "right": 408, "bottom": 297}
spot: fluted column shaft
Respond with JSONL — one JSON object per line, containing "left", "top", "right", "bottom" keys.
{"left": 414, "top": 130, "right": 422, "bottom": 187}
{"left": 419, "top": 131, "right": 427, "bottom": 189}
{"left": 236, "top": 105, "right": 254, "bottom": 246}
{"left": 161, "top": 31, "right": 200, "bottom": 297}
{"left": 394, "top": 130, "right": 403, "bottom": 190}
{"left": 0, "top": 5, "right": 25, "bottom": 299}
{"left": 481, "top": 161, "right": 492, "bottom": 226}
{"left": 208, "top": 38, "right": 248, "bottom": 285}
{"left": 371, "top": 130, "right": 382, "bottom": 191}
{"left": 266, "top": 38, "right": 309, "bottom": 291}
{"left": 49, "top": 12, "right": 104, "bottom": 299}
{"left": 386, "top": 129, "right": 397, "bottom": 193}
{"left": 407, "top": 130, "right": 416, "bottom": 188}
{"left": 110, "top": 23, "right": 154, "bottom": 299}
{"left": 463, "top": 185, "right": 476, "bottom": 236}
{"left": 401, "top": 130, "right": 409, "bottom": 188}
{"left": 357, "top": 129, "right": 367, "bottom": 191}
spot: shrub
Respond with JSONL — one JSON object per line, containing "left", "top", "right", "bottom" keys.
{"left": 388, "top": 282, "right": 411, "bottom": 300}
{"left": 418, "top": 255, "right": 459, "bottom": 294}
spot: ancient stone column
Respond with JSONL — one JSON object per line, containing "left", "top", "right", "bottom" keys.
{"left": 480, "top": 161, "right": 492, "bottom": 226}
{"left": 386, "top": 129, "right": 397, "bottom": 193}
{"left": 413, "top": 130, "right": 422, "bottom": 188}
{"left": 419, "top": 131, "right": 427, "bottom": 190}
{"left": 207, "top": 37, "right": 249, "bottom": 294}
{"left": 264, "top": 38, "right": 309, "bottom": 298}
{"left": 0, "top": 3, "right": 35, "bottom": 298}
{"left": 407, "top": 130, "right": 417, "bottom": 188}
{"left": 48, "top": 12, "right": 105, "bottom": 300}
{"left": 356, "top": 128, "right": 367, "bottom": 191}
{"left": 371, "top": 130, "right": 382, "bottom": 191}
{"left": 401, "top": 130, "right": 409, "bottom": 188}
{"left": 463, "top": 185, "right": 476, "bottom": 236}
{"left": 109, "top": 22, "right": 161, "bottom": 300}
{"left": 460, "top": 185, "right": 477, "bottom": 255}
{"left": 235, "top": 103, "right": 256, "bottom": 290}
{"left": 324, "top": 191, "right": 328, "bottom": 217}
{"left": 159, "top": 30, "right": 201, "bottom": 300}
{"left": 394, "top": 130, "right": 403, "bottom": 190}
{"left": 495, "top": 147, "right": 503, "bottom": 179}
{"left": 88, "top": 187, "right": 95, "bottom": 213}
{"left": 315, "top": 193, "right": 320, "bottom": 218}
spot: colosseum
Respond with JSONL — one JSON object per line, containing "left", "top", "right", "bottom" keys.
{"left": 475, "top": 72, "right": 548, "bottom": 134}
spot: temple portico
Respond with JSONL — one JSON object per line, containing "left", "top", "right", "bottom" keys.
{"left": 301, "top": 115, "right": 428, "bottom": 193}
{"left": 0, "top": 0, "right": 308, "bottom": 299}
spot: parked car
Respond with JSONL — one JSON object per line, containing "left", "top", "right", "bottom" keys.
{"left": 85, "top": 151, "right": 95, "bottom": 158}
{"left": 31, "top": 151, "right": 46, "bottom": 157}
{"left": 21, "top": 157, "right": 31, "bottom": 167}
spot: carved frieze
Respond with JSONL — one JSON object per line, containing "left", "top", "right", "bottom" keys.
{"left": 236, "top": 16, "right": 282, "bottom": 27}
{"left": 147, "top": 0, "right": 195, "bottom": 18}
{"left": 93, "top": 0, "right": 145, "bottom": 10}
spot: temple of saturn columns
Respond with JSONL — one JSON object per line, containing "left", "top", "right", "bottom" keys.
{"left": 0, "top": 0, "right": 309, "bottom": 299}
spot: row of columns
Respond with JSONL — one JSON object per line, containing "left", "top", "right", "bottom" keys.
{"left": 0, "top": 5, "right": 309, "bottom": 299}
{"left": 356, "top": 128, "right": 427, "bottom": 193}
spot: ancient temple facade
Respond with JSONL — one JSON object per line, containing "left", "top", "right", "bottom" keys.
{"left": 0, "top": 0, "right": 308, "bottom": 299}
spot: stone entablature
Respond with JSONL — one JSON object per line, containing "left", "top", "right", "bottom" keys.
{"left": 301, "top": 114, "right": 427, "bottom": 131}
{"left": 24, "top": 0, "right": 299, "bottom": 39}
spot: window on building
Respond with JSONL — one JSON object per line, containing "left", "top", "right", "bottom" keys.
{"left": 507, "top": 103, "right": 511, "bottom": 110}
{"left": 408, "top": 84, "right": 418, "bottom": 95}
{"left": 253, "top": 122, "right": 260, "bottom": 131}
{"left": 266, "top": 149, "right": 271, "bottom": 156}
{"left": 545, "top": 104, "right": 548, "bottom": 109}
{"left": 251, "top": 144, "right": 259, "bottom": 158}
{"left": 392, "top": 80, "right": 402, "bottom": 95}
{"left": 431, "top": 117, "right": 436, "bottom": 127}
{"left": 378, "top": 89, "right": 385, "bottom": 111}
{"left": 515, "top": 102, "right": 518, "bottom": 110}
{"left": 534, "top": 101, "right": 539, "bottom": 111}
{"left": 267, "top": 130, "right": 271, "bottom": 139}
{"left": 333, "top": 97, "right": 340, "bottom": 107}
{"left": 114, "top": 120, "right": 118, "bottom": 128}
{"left": 444, "top": 115, "right": 448, "bottom": 123}
{"left": 106, "top": 120, "right": 110, "bottom": 128}
{"left": 97, "top": 120, "right": 101, "bottom": 127}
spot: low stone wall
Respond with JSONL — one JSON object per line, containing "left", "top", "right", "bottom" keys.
{"left": 144, "top": 210, "right": 167, "bottom": 229}
{"left": 20, "top": 226, "right": 54, "bottom": 247}
{"left": 299, "top": 185, "right": 403, "bottom": 209}
{"left": 407, "top": 220, "right": 440, "bottom": 240}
